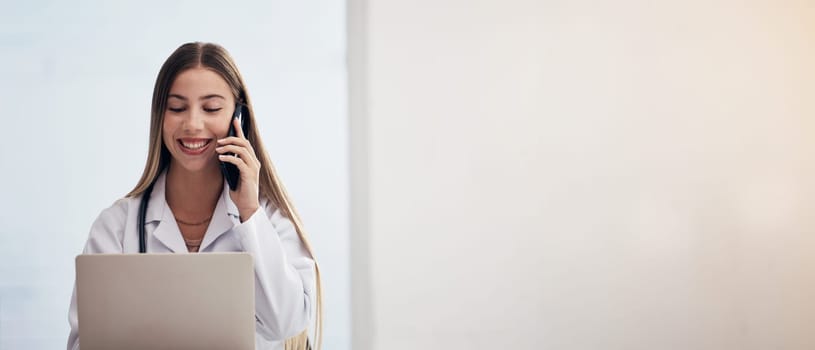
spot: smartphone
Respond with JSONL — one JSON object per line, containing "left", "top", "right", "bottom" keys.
{"left": 220, "top": 103, "right": 247, "bottom": 191}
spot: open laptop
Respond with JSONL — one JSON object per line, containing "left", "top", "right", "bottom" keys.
{"left": 76, "top": 253, "right": 255, "bottom": 350}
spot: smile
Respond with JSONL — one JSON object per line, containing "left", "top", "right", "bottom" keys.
{"left": 177, "top": 138, "right": 212, "bottom": 155}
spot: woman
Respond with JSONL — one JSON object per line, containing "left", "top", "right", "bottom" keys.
{"left": 66, "top": 42, "right": 322, "bottom": 350}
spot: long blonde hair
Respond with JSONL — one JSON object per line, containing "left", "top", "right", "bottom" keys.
{"left": 126, "top": 42, "right": 322, "bottom": 350}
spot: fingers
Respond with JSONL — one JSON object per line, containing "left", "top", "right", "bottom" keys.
{"left": 233, "top": 115, "right": 246, "bottom": 139}
{"left": 215, "top": 144, "right": 260, "bottom": 168}
{"left": 218, "top": 152, "right": 253, "bottom": 175}
{"left": 217, "top": 136, "right": 251, "bottom": 148}
{"left": 217, "top": 136, "right": 255, "bottom": 154}
{"left": 217, "top": 115, "right": 260, "bottom": 175}
{"left": 216, "top": 138, "right": 257, "bottom": 165}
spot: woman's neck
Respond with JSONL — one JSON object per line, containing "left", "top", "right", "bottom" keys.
{"left": 165, "top": 162, "right": 223, "bottom": 218}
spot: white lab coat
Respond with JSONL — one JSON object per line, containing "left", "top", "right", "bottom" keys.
{"left": 67, "top": 171, "right": 315, "bottom": 350}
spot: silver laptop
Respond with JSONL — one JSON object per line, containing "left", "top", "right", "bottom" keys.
{"left": 76, "top": 253, "right": 255, "bottom": 350}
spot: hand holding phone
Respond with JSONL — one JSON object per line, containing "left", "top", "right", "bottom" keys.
{"left": 220, "top": 103, "right": 246, "bottom": 191}
{"left": 216, "top": 102, "right": 261, "bottom": 221}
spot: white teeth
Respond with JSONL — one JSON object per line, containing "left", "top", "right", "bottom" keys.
{"left": 181, "top": 140, "right": 208, "bottom": 150}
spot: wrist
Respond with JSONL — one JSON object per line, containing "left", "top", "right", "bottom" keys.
{"left": 238, "top": 205, "right": 260, "bottom": 223}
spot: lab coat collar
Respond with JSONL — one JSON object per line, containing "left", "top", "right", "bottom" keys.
{"left": 199, "top": 182, "right": 241, "bottom": 251}
{"left": 145, "top": 171, "right": 241, "bottom": 253}
{"left": 144, "top": 171, "right": 168, "bottom": 223}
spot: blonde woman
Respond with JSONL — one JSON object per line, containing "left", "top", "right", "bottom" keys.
{"left": 66, "top": 42, "right": 322, "bottom": 350}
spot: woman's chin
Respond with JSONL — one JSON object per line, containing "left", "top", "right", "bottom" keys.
{"left": 171, "top": 158, "right": 220, "bottom": 173}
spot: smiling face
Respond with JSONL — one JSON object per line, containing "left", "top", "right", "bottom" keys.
{"left": 162, "top": 67, "right": 236, "bottom": 173}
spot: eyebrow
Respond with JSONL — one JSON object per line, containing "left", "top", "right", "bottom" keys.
{"left": 168, "top": 94, "right": 227, "bottom": 101}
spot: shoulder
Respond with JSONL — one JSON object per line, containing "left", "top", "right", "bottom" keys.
{"left": 84, "top": 197, "right": 137, "bottom": 253}
{"left": 259, "top": 197, "right": 275, "bottom": 215}
{"left": 96, "top": 197, "right": 137, "bottom": 223}
{"left": 259, "top": 197, "right": 287, "bottom": 222}
{"left": 258, "top": 197, "right": 300, "bottom": 237}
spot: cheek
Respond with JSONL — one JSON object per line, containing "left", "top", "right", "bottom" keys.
{"left": 211, "top": 117, "right": 232, "bottom": 138}
{"left": 162, "top": 117, "right": 177, "bottom": 144}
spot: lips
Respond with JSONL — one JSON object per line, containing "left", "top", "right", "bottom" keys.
{"left": 177, "top": 138, "right": 212, "bottom": 155}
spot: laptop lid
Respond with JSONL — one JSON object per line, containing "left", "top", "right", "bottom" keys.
{"left": 76, "top": 253, "right": 255, "bottom": 350}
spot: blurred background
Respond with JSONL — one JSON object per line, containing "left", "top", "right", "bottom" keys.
{"left": 348, "top": 0, "right": 814, "bottom": 349}
{"left": 3, "top": 0, "right": 815, "bottom": 349}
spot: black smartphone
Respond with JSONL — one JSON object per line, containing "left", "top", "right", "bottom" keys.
{"left": 220, "top": 103, "right": 247, "bottom": 191}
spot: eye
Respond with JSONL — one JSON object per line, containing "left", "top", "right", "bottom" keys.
{"left": 168, "top": 107, "right": 186, "bottom": 113}
{"left": 204, "top": 107, "right": 223, "bottom": 113}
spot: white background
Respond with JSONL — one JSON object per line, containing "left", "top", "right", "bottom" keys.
{"left": 0, "top": 1, "right": 349, "bottom": 349}
{"left": 349, "top": 0, "right": 815, "bottom": 349}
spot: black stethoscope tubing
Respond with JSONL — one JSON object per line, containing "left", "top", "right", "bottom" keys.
{"left": 137, "top": 181, "right": 156, "bottom": 253}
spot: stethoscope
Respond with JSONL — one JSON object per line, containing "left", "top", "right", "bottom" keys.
{"left": 137, "top": 181, "right": 156, "bottom": 253}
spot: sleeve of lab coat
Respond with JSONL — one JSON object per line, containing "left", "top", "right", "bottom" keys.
{"left": 231, "top": 201, "right": 316, "bottom": 341}
{"left": 67, "top": 199, "right": 128, "bottom": 350}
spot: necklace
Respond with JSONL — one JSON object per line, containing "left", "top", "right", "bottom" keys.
{"left": 175, "top": 215, "right": 213, "bottom": 226}
{"left": 184, "top": 237, "right": 203, "bottom": 253}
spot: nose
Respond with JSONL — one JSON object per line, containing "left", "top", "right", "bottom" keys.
{"left": 181, "top": 108, "right": 206, "bottom": 132}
